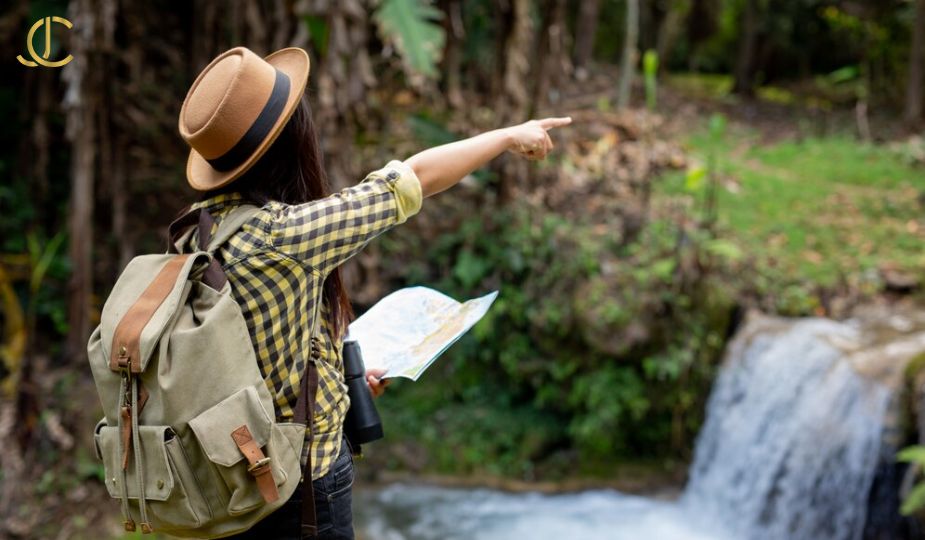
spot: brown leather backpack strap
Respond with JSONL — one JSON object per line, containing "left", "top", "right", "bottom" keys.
{"left": 167, "top": 208, "right": 202, "bottom": 254}
{"left": 166, "top": 207, "right": 217, "bottom": 252}
{"left": 110, "top": 254, "right": 191, "bottom": 373}
{"left": 166, "top": 207, "right": 226, "bottom": 290}
{"left": 168, "top": 205, "right": 261, "bottom": 290}
{"left": 231, "top": 425, "right": 280, "bottom": 503}
{"left": 293, "top": 306, "right": 323, "bottom": 538}
{"left": 195, "top": 210, "right": 228, "bottom": 290}
{"left": 296, "top": 360, "right": 319, "bottom": 538}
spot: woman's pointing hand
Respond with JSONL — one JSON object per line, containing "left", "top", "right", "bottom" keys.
{"left": 405, "top": 115, "right": 573, "bottom": 198}
{"left": 506, "top": 117, "right": 572, "bottom": 161}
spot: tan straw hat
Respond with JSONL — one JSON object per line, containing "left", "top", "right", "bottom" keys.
{"left": 178, "top": 46, "right": 310, "bottom": 191}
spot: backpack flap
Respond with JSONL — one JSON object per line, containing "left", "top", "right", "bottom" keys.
{"left": 188, "top": 386, "right": 272, "bottom": 466}
{"left": 99, "top": 252, "right": 211, "bottom": 376}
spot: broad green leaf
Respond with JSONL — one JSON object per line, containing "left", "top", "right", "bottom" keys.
{"left": 373, "top": 0, "right": 445, "bottom": 79}
{"left": 643, "top": 50, "right": 659, "bottom": 76}
{"left": 897, "top": 445, "right": 925, "bottom": 466}
{"left": 302, "top": 15, "right": 329, "bottom": 58}
{"left": 827, "top": 65, "right": 860, "bottom": 85}
{"left": 685, "top": 164, "right": 707, "bottom": 192}
{"left": 902, "top": 482, "right": 925, "bottom": 515}
{"left": 29, "top": 231, "right": 65, "bottom": 294}
{"left": 643, "top": 50, "right": 658, "bottom": 110}
{"left": 705, "top": 239, "right": 744, "bottom": 262}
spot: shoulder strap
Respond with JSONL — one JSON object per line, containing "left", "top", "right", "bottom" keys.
{"left": 166, "top": 204, "right": 261, "bottom": 289}
{"left": 293, "top": 304, "right": 322, "bottom": 537}
{"left": 166, "top": 204, "right": 261, "bottom": 254}
{"left": 207, "top": 204, "right": 261, "bottom": 252}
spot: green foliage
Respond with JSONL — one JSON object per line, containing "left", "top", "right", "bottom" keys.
{"left": 660, "top": 0, "right": 916, "bottom": 107}
{"left": 380, "top": 201, "right": 734, "bottom": 472}
{"left": 381, "top": 379, "right": 561, "bottom": 476}
{"left": 406, "top": 113, "right": 458, "bottom": 146}
{"left": 684, "top": 163, "right": 707, "bottom": 191}
{"left": 704, "top": 238, "right": 744, "bottom": 263}
{"left": 382, "top": 112, "right": 923, "bottom": 476}
{"left": 23, "top": 231, "right": 71, "bottom": 337}
{"left": 0, "top": 181, "right": 36, "bottom": 252}
{"left": 373, "top": 0, "right": 446, "bottom": 80}
{"left": 667, "top": 73, "right": 734, "bottom": 100}
{"left": 707, "top": 113, "right": 727, "bottom": 141}
{"left": 27, "top": 231, "right": 65, "bottom": 295}
{"left": 302, "top": 15, "right": 330, "bottom": 57}
{"left": 658, "top": 118, "right": 925, "bottom": 314}
{"left": 898, "top": 445, "right": 925, "bottom": 515}
{"left": 643, "top": 50, "right": 659, "bottom": 111}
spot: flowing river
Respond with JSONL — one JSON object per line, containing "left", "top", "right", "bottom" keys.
{"left": 354, "top": 307, "right": 925, "bottom": 540}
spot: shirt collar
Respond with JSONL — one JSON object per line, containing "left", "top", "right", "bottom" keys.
{"left": 189, "top": 191, "right": 246, "bottom": 212}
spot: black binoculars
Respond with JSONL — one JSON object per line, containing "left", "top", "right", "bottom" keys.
{"left": 342, "top": 340, "right": 384, "bottom": 450}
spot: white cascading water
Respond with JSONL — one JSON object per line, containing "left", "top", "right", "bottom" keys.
{"left": 680, "top": 315, "right": 894, "bottom": 540}
{"left": 356, "top": 309, "right": 925, "bottom": 540}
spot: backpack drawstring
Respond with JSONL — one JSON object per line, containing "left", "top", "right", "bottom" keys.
{"left": 115, "top": 371, "right": 153, "bottom": 533}
{"left": 116, "top": 373, "right": 134, "bottom": 531}
{"left": 131, "top": 376, "right": 153, "bottom": 533}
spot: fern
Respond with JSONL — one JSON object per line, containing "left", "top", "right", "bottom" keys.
{"left": 373, "top": 0, "right": 445, "bottom": 79}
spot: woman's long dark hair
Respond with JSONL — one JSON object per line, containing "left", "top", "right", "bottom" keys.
{"left": 193, "top": 94, "right": 354, "bottom": 339}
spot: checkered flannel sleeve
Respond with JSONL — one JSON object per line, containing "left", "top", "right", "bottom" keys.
{"left": 267, "top": 160, "right": 423, "bottom": 274}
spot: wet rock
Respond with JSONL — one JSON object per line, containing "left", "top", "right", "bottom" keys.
{"left": 880, "top": 266, "right": 920, "bottom": 294}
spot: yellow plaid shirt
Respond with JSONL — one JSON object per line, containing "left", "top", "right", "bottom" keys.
{"left": 183, "top": 160, "right": 422, "bottom": 480}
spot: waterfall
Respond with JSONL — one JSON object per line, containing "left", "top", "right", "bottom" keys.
{"left": 355, "top": 307, "right": 925, "bottom": 540}
{"left": 682, "top": 311, "right": 925, "bottom": 540}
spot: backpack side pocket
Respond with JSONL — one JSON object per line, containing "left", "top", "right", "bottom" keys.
{"left": 97, "top": 424, "right": 212, "bottom": 531}
{"left": 188, "top": 385, "right": 301, "bottom": 516}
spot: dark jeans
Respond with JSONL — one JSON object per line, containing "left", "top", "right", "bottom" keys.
{"left": 227, "top": 441, "right": 355, "bottom": 539}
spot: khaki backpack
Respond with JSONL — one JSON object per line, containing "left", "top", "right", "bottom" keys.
{"left": 87, "top": 204, "right": 321, "bottom": 538}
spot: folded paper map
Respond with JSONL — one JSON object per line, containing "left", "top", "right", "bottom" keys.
{"left": 347, "top": 287, "right": 499, "bottom": 380}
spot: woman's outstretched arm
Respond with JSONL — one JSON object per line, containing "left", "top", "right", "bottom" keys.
{"left": 404, "top": 117, "right": 572, "bottom": 197}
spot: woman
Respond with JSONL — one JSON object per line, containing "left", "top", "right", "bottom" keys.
{"left": 175, "top": 46, "right": 570, "bottom": 539}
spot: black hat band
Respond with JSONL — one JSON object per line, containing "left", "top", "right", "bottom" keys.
{"left": 206, "top": 68, "right": 291, "bottom": 172}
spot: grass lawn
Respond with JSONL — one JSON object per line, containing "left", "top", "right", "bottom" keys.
{"left": 656, "top": 121, "right": 925, "bottom": 299}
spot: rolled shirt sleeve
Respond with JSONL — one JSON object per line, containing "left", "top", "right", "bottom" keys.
{"left": 267, "top": 160, "right": 423, "bottom": 276}
{"left": 379, "top": 159, "right": 423, "bottom": 223}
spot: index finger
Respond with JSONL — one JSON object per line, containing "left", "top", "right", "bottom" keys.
{"left": 537, "top": 117, "right": 572, "bottom": 130}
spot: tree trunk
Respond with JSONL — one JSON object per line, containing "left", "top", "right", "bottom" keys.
{"left": 301, "top": 0, "right": 374, "bottom": 189}
{"left": 656, "top": 0, "right": 691, "bottom": 74}
{"left": 494, "top": 0, "right": 532, "bottom": 118}
{"left": 63, "top": 0, "right": 98, "bottom": 363}
{"left": 906, "top": 0, "right": 925, "bottom": 125}
{"left": 440, "top": 0, "right": 464, "bottom": 108}
{"left": 493, "top": 0, "right": 533, "bottom": 205}
{"left": 733, "top": 0, "right": 759, "bottom": 97}
{"left": 244, "top": 0, "right": 268, "bottom": 53}
{"left": 617, "top": 0, "right": 640, "bottom": 108}
{"left": 530, "top": 0, "right": 568, "bottom": 115}
{"left": 572, "top": 0, "right": 600, "bottom": 75}
{"left": 112, "top": 136, "right": 133, "bottom": 270}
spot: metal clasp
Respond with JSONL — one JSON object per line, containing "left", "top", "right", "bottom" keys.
{"left": 247, "top": 456, "right": 271, "bottom": 474}
{"left": 117, "top": 343, "right": 130, "bottom": 371}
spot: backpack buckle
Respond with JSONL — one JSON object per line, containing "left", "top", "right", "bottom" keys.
{"left": 247, "top": 456, "right": 271, "bottom": 475}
